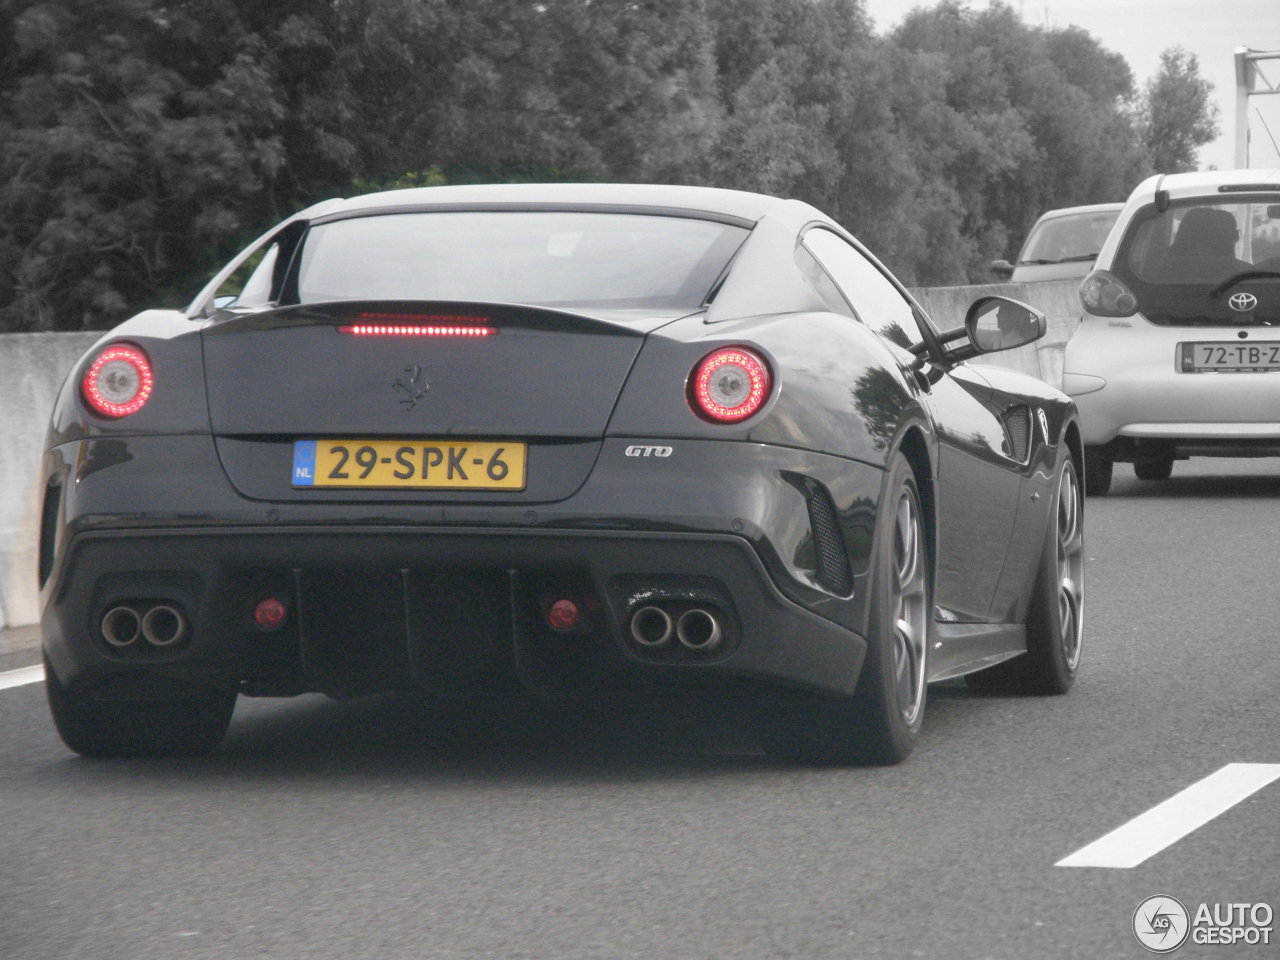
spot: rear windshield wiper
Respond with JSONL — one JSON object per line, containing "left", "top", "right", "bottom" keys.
{"left": 1209, "top": 270, "right": 1280, "bottom": 298}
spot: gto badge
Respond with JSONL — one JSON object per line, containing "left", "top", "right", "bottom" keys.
{"left": 1229, "top": 292, "right": 1259, "bottom": 313}
{"left": 393, "top": 364, "right": 429, "bottom": 409}
{"left": 625, "top": 445, "right": 673, "bottom": 458}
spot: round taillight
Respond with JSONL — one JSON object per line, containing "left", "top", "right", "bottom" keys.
{"left": 1079, "top": 269, "right": 1138, "bottom": 317}
{"left": 690, "top": 347, "right": 772, "bottom": 423}
{"left": 81, "top": 343, "right": 154, "bottom": 418}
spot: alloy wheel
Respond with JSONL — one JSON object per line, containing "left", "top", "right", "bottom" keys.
{"left": 891, "top": 488, "right": 928, "bottom": 726}
{"left": 1057, "top": 461, "right": 1085, "bottom": 670}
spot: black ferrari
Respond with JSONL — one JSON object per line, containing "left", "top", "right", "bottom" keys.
{"left": 39, "top": 184, "right": 1084, "bottom": 763}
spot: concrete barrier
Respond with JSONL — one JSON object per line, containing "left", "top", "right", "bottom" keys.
{"left": 1, "top": 332, "right": 101, "bottom": 629}
{"left": 0, "top": 280, "right": 1082, "bottom": 628}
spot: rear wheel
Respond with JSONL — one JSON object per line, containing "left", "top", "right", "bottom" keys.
{"left": 966, "top": 456, "right": 1083, "bottom": 695}
{"left": 45, "top": 656, "right": 236, "bottom": 757}
{"left": 1134, "top": 457, "right": 1173, "bottom": 481}
{"left": 768, "top": 453, "right": 928, "bottom": 765}
{"left": 1083, "top": 446, "right": 1112, "bottom": 496}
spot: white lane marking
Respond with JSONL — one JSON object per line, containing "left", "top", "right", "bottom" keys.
{"left": 0, "top": 664, "right": 45, "bottom": 691}
{"left": 1057, "top": 762, "right": 1280, "bottom": 868}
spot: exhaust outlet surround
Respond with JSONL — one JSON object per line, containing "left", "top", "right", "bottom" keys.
{"left": 101, "top": 607, "right": 141, "bottom": 647}
{"left": 141, "top": 604, "right": 187, "bottom": 647}
{"left": 629, "top": 605, "right": 674, "bottom": 647}
{"left": 676, "top": 608, "right": 723, "bottom": 651}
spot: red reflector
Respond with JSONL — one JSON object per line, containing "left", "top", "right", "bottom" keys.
{"left": 339, "top": 313, "right": 497, "bottom": 337}
{"left": 547, "top": 599, "right": 579, "bottom": 631}
{"left": 253, "top": 598, "right": 287, "bottom": 630}
{"left": 81, "top": 343, "right": 154, "bottom": 419}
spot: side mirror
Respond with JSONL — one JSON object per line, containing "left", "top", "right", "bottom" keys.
{"left": 964, "top": 296, "right": 1046, "bottom": 354}
{"left": 990, "top": 259, "right": 1015, "bottom": 280}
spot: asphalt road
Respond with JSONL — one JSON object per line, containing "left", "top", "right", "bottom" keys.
{"left": 2, "top": 458, "right": 1277, "bottom": 959}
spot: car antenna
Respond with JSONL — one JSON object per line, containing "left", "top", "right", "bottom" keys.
{"left": 1154, "top": 175, "right": 1169, "bottom": 213}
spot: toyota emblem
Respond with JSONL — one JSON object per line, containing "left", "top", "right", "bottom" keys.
{"left": 1229, "top": 292, "right": 1259, "bottom": 313}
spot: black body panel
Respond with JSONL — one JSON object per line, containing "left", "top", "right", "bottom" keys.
{"left": 40, "top": 433, "right": 883, "bottom": 699}
{"left": 202, "top": 302, "right": 648, "bottom": 438}
{"left": 44, "top": 526, "right": 866, "bottom": 703}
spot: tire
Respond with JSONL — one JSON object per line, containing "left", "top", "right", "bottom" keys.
{"left": 1134, "top": 458, "right": 1173, "bottom": 481}
{"left": 1083, "top": 446, "right": 1112, "bottom": 496}
{"left": 45, "top": 655, "right": 236, "bottom": 757}
{"left": 966, "top": 455, "right": 1084, "bottom": 696}
{"left": 768, "top": 453, "right": 929, "bottom": 765}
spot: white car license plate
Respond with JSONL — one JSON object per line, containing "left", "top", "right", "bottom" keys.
{"left": 1180, "top": 342, "right": 1280, "bottom": 373}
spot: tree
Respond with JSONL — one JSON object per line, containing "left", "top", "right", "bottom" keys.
{"left": 889, "top": 1, "right": 1150, "bottom": 283}
{"left": 0, "top": 0, "right": 1168, "bottom": 329}
{"left": 1140, "top": 47, "right": 1220, "bottom": 173}
{"left": 0, "top": 0, "right": 441, "bottom": 331}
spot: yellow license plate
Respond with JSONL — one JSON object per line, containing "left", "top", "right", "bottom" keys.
{"left": 292, "top": 439, "right": 527, "bottom": 490}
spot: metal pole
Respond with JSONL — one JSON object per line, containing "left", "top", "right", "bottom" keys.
{"left": 1234, "top": 48, "right": 1280, "bottom": 168}
{"left": 1235, "top": 47, "right": 1252, "bottom": 168}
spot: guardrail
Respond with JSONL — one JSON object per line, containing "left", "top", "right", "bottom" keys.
{"left": 0, "top": 279, "right": 1082, "bottom": 628}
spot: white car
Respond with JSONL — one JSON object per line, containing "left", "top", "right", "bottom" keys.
{"left": 991, "top": 202, "right": 1124, "bottom": 282}
{"left": 1064, "top": 170, "right": 1280, "bottom": 494}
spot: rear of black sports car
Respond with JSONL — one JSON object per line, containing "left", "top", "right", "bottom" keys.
{"left": 38, "top": 188, "right": 906, "bottom": 756}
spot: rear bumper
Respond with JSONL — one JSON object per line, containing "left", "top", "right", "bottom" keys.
{"left": 1064, "top": 321, "right": 1280, "bottom": 447}
{"left": 39, "top": 435, "right": 881, "bottom": 700}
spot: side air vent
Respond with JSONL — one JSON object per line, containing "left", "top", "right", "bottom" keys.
{"left": 804, "top": 481, "right": 854, "bottom": 596}
{"left": 38, "top": 477, "right": 62, "bottom": 588}
{"left": 1002, "top": 405, "right": 1032, "bottom": 463}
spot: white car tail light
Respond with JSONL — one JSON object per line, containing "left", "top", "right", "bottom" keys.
{"left": 1080, "top": 269, "right": 1138, "bottom": 317}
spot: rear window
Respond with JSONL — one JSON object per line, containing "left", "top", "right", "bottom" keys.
{"left": 292, "top": 211, "right": 749, "bottom": 311}
{"left": 1113, "top": 198, "right": 1280, "bottom": 324}
{"left": 1019, "top": 210, "right": 1120, "bottom": 265}
{"left": 1123, "top": 201, "right": 1280, "bottom": 282}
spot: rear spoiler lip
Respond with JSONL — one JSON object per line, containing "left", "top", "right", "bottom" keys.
{"left": 203, "top": 299, "right": 697, "bottom": 337}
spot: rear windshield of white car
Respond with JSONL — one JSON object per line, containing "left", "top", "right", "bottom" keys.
{"left": 1113, "top": 198, "right": 1280, "bottom": 325}
{"left": 292, "top": 211, "right": 750, "bottom": 311}
{"left": 1121, "top": 200, "right": 1280, "bottom": 283}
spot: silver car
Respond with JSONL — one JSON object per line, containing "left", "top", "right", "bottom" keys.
{"left": 1064, "top": 170, "right": 1280, "bottom": 494}
{"left": 992, "top": 202, "right": 1124, "bottom": 283}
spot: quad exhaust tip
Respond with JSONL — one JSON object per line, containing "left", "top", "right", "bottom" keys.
{"left": 101, "top": 603, "right": 188, "bottom": 648}
{"left": 101, "top": 606, "right": 141, "bottom": 648}
{"left": 141, "top": 605, "right": 187, "bottom": 647}
{"left": 629, "top": 605, "right": 673, "bottom": 647}
{"left": 676, "top": 608, "right": 723, "bottom": 651}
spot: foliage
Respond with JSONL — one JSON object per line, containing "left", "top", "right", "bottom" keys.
{"left": 1139, "top": 47, "right": 1220, "bottom": 174}
{"left": 889, "top": 1, "right": 1151, "bottom": 281}
{"left": 0, "top": 0, "right": 1218, "bottom": 330}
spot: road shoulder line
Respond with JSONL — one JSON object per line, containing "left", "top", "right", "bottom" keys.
{"left": 1056, "top": 762, "right": 1280, "bottom": 868}
{"left": 0, "top": 664, "right": 45, "bottom": 691}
